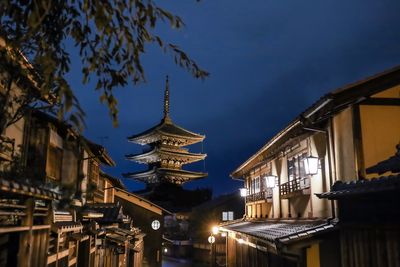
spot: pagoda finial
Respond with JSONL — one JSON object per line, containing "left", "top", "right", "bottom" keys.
{"left": 164, "top": 75, "right": 170, "bottom": 120}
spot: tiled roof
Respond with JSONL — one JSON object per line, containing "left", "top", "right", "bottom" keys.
{"left": 127, "top": 118, "right": 205, "bottom": 144}
{"left": 100, "top": 171, "right": 126, "bottom": 190}
{"left": 0, "top": 176, "right": 61, "bottom": 200}
{"left": 316, "top": 175, "right": 400, "bottom": 200}
{"left": 220, "top": 219, "right": 335, "bottom": 244}
{"left": 85, "top": 203, "right": 129, "bottom": 224}
{"left": 366, "top": 144, "right": 400, "bottom": 174}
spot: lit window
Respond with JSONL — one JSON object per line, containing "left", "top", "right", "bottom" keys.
{"left": 250, "top": 176, "right": 260, "bottom": 194}
{"left": 222, "top": 211, "right": 234, "bottom": 221}
{"left": 288, "top": 153, "right": 307, "bottom": 181}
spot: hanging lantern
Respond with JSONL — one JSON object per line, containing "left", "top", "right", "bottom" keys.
{"left": 239, "top": 188, "right": 247, "bottom": 197}
{"left": 304, "top": 156, "right": 319, "bottom": 175}
{"left": 265, "top": 175, "right": 277, "bottom": 188}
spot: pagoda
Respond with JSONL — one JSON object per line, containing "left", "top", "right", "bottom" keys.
{"left": 123, "top": 77, "right": 207, "bottom": 186}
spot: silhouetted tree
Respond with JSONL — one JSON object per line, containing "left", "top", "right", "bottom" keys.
{"left": 0, "top": 0, "right": 208, "bottom": 134}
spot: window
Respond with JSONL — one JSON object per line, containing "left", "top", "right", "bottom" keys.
{"left": 89, "top": 160, "right": 99, "bottom": 186}
{"left": 250, "top": 176, "right": 260, "bottom": 194}
{"left": 46, "top": 145, "right": 63, "bottom": 180}
{"left": 222, "top": 211, "right": 234, "bottom": 221}
{"left": 288, "top": 153, "right": 307, "bottom": 181}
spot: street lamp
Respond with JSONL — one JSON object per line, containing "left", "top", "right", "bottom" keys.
{"left": 208, "top": 235, "right": 216, "bottom": 267}
{"left": 239, "top": 188, "right": 247, "bottom": 197}
{"left": 212, "top": 226, "right": 219, "bottom": 235}
{"left": 304, "top": 156, "right": 319, "bottom": 175}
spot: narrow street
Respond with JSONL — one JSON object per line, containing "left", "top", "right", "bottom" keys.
{"left": 162, "top": 257, "right": 207, "bottom": 267}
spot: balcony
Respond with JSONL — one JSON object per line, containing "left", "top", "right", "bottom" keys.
{"left": 279, "top": 177, "right": 311, "bottom": 199}
{"left": 246, "top": 189, "right": 273, "bottom": 203}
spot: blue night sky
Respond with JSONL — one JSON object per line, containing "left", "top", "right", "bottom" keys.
{"left": 68, "top": 0, "right": 400, "bottom": 197}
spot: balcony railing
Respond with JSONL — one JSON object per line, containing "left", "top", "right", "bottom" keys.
{"left": 279, "top": 177, "right": 310, "bottom": 199}
{"left": 246, "top": 189, "right": 273, "bottom": 203}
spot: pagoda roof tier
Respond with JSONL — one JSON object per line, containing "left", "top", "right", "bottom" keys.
{"left": 126, "top": 146, "right": 206, "bottom": 165}
{"left": 127, "top": 117, "right": 205, "bottom": 146}
{"left": 122, "top": 167, "right": 208, "bottom": 185}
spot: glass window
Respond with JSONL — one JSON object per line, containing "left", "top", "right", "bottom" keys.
{"left": 250, "top": 176, "right": 260, "bottom": 194}
{"left": 288, "top": 153, "right": 307, "bottom": 181}
{"left": 46, "top": 145, "right": 63, "bottom": 180}
{"left": 222, "top": 211, "right": 234, "bottom": 221}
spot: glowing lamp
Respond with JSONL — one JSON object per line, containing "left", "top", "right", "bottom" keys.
{"left": 208, "top": 235, "right": 215, "bottom": 244}
{"left": 238, "top": 238, "right": 244, "bottom": 244}
{"left": 221, "top": 232, "right": 227, "bottom": 237}
{"left": 151, "top": 220, "right": 161, "bottom": 230}
{"left": 212, "top": 226, "right": 219, "bottom": 235}
{"left": 239, "top": 188, "right": 247, "bottom": 197}
{"left": 304, "top": 156, "right": 319, "bottom": 175}
{"left": 265, "top": 175, "right": 277, "bottom": 188}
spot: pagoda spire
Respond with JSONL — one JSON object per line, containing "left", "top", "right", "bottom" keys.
{"left": 164, "top": 76, "right": 170, "bottom": 120}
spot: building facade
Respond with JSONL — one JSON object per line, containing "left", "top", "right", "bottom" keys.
{"left": 0, "top": 109, "right": 145, "bottom": 267}
{"left": 222, "top": 67, "right": 400, "bottom": 267}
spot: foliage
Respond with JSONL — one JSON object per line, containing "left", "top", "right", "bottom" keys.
{"left": 0, "top": 0, "right": 208, "bottom": 133}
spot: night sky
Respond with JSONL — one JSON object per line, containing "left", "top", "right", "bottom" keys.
{"left": 68, "top": 0, "right": 400, "bottom": 196}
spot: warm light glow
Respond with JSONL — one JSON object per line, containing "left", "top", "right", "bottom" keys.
{"left": 164, "top": 248, "right": 168, "bottom": 253}
{"left": 239, "top": 188, "right": 247, "bottom": 197}
{"left": 238, "top": 238, "right": 245, "bottom": 244}
{"left": 304, "top": 156, "right": 319, "bottom": 175}
{"left": 221, "top": 232, "right": 227, "bottom": 237}
{"left": 212, "top": 226, "right": 219, "bottom": 235}
{"left": 208, "top": 235, "right": 216, "bottom": 244}
{"left": 265, "top": 175, "right": 276, "bottom": 188}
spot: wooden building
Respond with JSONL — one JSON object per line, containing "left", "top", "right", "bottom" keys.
{"left": 317, "top": 146, "right": 400, "bottom": 267}
{"left": 222, "top": 66, "right": 400, "bottom": 267}
{"left": 114, "top": 188, "right": 171, "bottom": 267}
{"left": 0, "top": 109, "right": 145, "bottom": 267}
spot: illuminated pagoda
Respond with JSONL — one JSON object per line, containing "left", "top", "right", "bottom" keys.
{"left": 123, "top": 77, "right": 207, "bottom": 186}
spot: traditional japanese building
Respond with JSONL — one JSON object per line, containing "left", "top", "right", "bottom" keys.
{"left": 123, "top": 77, "right": 207, "bottom": 186}
{"left": 221, "top": 66, "right": 400, "bottom": 267}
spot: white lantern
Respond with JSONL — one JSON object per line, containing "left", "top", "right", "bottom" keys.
{"left": 208, "top": 235, "right": 215, "bottom": 244}
{"left": 304, "top": 156, "right": 319, "bottom": 175}
{"left": 238, "top": 238, "right": 244, "bottom": 244}
{"left": 265, "top": 175, "right": 277, "bottom": 188}
{"left": 239, "top": 188, "right": 247, "bottom": 197}
{"left": 151, "top": 220, "right": 161, "bottom": 230}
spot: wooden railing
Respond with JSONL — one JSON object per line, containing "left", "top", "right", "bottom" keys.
{"left": 279, "top": 177, "right": 310, "bottom": 198}
{"left": 246, "top": 189, "right": 273, "bottom": 202}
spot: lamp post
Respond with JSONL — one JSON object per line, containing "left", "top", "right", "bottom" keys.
{"left": 208, "top": 235, "right": 216, "bottom": 267}
{"left": 239, "top": 188, "right": 247, "bottom": 218}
